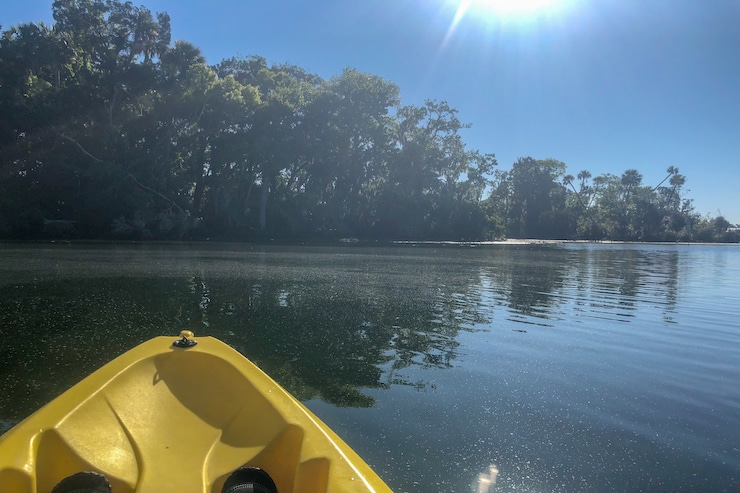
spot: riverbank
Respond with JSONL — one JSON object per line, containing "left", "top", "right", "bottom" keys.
{"left": 2, "top": 237, "right": 739, "bottom": 249}
{"left": 393, "top": 238, "right": 740, "bottom": 246}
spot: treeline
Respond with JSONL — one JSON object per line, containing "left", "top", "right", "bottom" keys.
{"left": 487, "top": 159, "right": 737, "bottom": 242}
{"left": 1, "top": 0, "right": 736, "bottom": 243}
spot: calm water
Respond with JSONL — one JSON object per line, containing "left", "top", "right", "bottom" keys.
{"left": 1, "top": 242, "right": 738, "bottom": 492}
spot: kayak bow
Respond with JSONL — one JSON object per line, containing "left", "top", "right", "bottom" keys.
{"left": 0, "top": 332, "right": 392, "bottom": 493}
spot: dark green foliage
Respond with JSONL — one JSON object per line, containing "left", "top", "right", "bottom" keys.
{"left": 0, "top": 1, "right": 733, "bottom": 242}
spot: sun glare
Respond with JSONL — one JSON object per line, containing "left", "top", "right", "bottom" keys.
{"left": 449, "top": 0, "right": 563, "bottom": 26}
{"left": 438, "top": 0, "right": 571, "bottom": 61}
{"left": 469, "top": 0, "right": 557, "bottom": 15}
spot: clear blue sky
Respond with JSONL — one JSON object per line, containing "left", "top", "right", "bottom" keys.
{"left": 4, "top": 0, "right": 740, "bottom": 223}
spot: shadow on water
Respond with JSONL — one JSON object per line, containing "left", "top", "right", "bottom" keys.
{"left": 1, "top": 243, "right": 682, "bottom": 426}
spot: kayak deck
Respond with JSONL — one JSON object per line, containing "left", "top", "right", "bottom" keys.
{"left": 0, "top": 335, "right": 392, "bottom": 492}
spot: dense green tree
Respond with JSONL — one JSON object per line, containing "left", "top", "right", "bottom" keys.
{"left": 505, "top": 157, "right": 569, "bottom": 238}
{"left": 295, "top": 68, "right": 399, "bottom": 237}
{"left": 694, "top": 215, "right": 738, "bottom": 242}
{"left": 1, "top": 0, "right": 173, "bottom": 237}
{"left": 377, "top": 100, "right": 495, "bottom": 239}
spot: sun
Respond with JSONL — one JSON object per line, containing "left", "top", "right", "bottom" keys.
{"left": 461, "top": 0, "right": 558, "bottom": 15}
{"left": 448, "top": 0, "right": 564, "bottom": 26}
{"left": 442, "top": 0, "right": 567, "bottom": 42}
{"left": 439, "top": 0, "right": 570, "bottom": 52}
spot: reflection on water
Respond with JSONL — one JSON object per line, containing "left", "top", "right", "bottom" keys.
{"left": 471, "top": 245, "right": 680, "bottom": 327}
{"left": 476, "top": 465, "right": 499, "bottom": 493}
{"left": 1, "top": 244, "right": 496, "bottom": 415}
{"left": 0, "top": 242, "right": 738, "bottom": 492}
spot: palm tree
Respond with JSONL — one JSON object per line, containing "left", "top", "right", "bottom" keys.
{"left": 618, "top": 169, "right": 643, "bottom": 239}
{"left": 621, "top": 169, "right": 642, "bottom": 195}
{"left": 666, "top": 172, "right": 687, "bottom": 209}
{"left": 563, "top": 174, "right": 586, "bottom": 209}
{"left": 577, "top": 170, "right": 592, "bottom": 206}
{"left": 653, "top": 166, "right": 678, "bottom": 191}
{"left": 577, "top": 170, "right": 591, "bottom": 188}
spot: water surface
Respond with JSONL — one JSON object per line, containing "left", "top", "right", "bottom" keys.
{"left": 0, "top": 242, "right": 738, "bottom": 492}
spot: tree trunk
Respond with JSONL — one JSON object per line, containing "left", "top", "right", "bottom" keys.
{"left": 259, "top": 176, "right": 272, "bottom": 232}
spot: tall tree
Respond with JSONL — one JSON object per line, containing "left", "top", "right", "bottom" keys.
{"left": 653, "top": 165, "right": 679, "bottom": 191}
{"left": 378, "top": 100, "right": 495, "bottom": 239}
{"left": 0, "top": 0, "right": 173, "bottom": 237}
{"left": 507, "top": 157, "right": 567, "bottom": 238}
{"left": 297, "top": 68, "right": 399, "bottom": 237}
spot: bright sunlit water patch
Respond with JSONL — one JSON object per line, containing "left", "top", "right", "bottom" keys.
{"left": 476, "top": 464, "right": 499, "bottom": 492}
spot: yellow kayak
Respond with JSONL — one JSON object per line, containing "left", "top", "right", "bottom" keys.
{"left": 0, "top": 332, "right": 393, "bottom": 493}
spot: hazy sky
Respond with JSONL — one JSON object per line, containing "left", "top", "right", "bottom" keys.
{"left": 4, "top": 0, "right": 740, "bottom": 223}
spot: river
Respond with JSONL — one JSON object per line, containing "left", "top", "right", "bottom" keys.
{"left": 1, "top": 242, "right": 738, "bottom": 492}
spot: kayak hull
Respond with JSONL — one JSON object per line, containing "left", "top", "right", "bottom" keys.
{"left": 0, "top": 336, "right": 392, "bottom": 493}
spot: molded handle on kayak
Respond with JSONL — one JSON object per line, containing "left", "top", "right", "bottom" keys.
{"left": 173, "top": 330, "right": 197, "bottom": 348}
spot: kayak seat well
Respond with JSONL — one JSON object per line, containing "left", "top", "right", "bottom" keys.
{"left": 27, "top": 348, "right": 330, "bottom": 492}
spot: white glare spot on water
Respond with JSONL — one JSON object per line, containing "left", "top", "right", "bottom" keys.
{"left": 476, "top": 465, "right": 499, "bottom": 493}
{"left": 278, "top": 289, "right": 290, "bottom": 307}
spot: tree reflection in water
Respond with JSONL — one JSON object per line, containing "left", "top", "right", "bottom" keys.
{"left": 0, "top": 243, "right": 682, "bottom": 427}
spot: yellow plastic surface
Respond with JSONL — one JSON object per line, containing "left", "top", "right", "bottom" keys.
{"left": 0, "top": 336, "right": 393, "bottom": 493}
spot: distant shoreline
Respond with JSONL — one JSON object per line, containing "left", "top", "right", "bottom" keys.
{"left": 1, "top": 238, "right": 738, "bottom": 247}
{"left": 393, "top": 238, "right": 740, "bottom": 246}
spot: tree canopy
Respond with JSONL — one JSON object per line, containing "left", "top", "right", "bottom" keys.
{"left": 1, "top": 0, "right": 736, "bottom": 243}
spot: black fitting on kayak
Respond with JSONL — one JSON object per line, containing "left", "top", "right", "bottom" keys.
{"left": 172, "top": 330, "right": 197, "bottom": 348}
{"left": 51, "top": 471, "right": 112, "bottom": 493}
{"left": 222, "top": 466, "right": 278, "bottom": 493}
